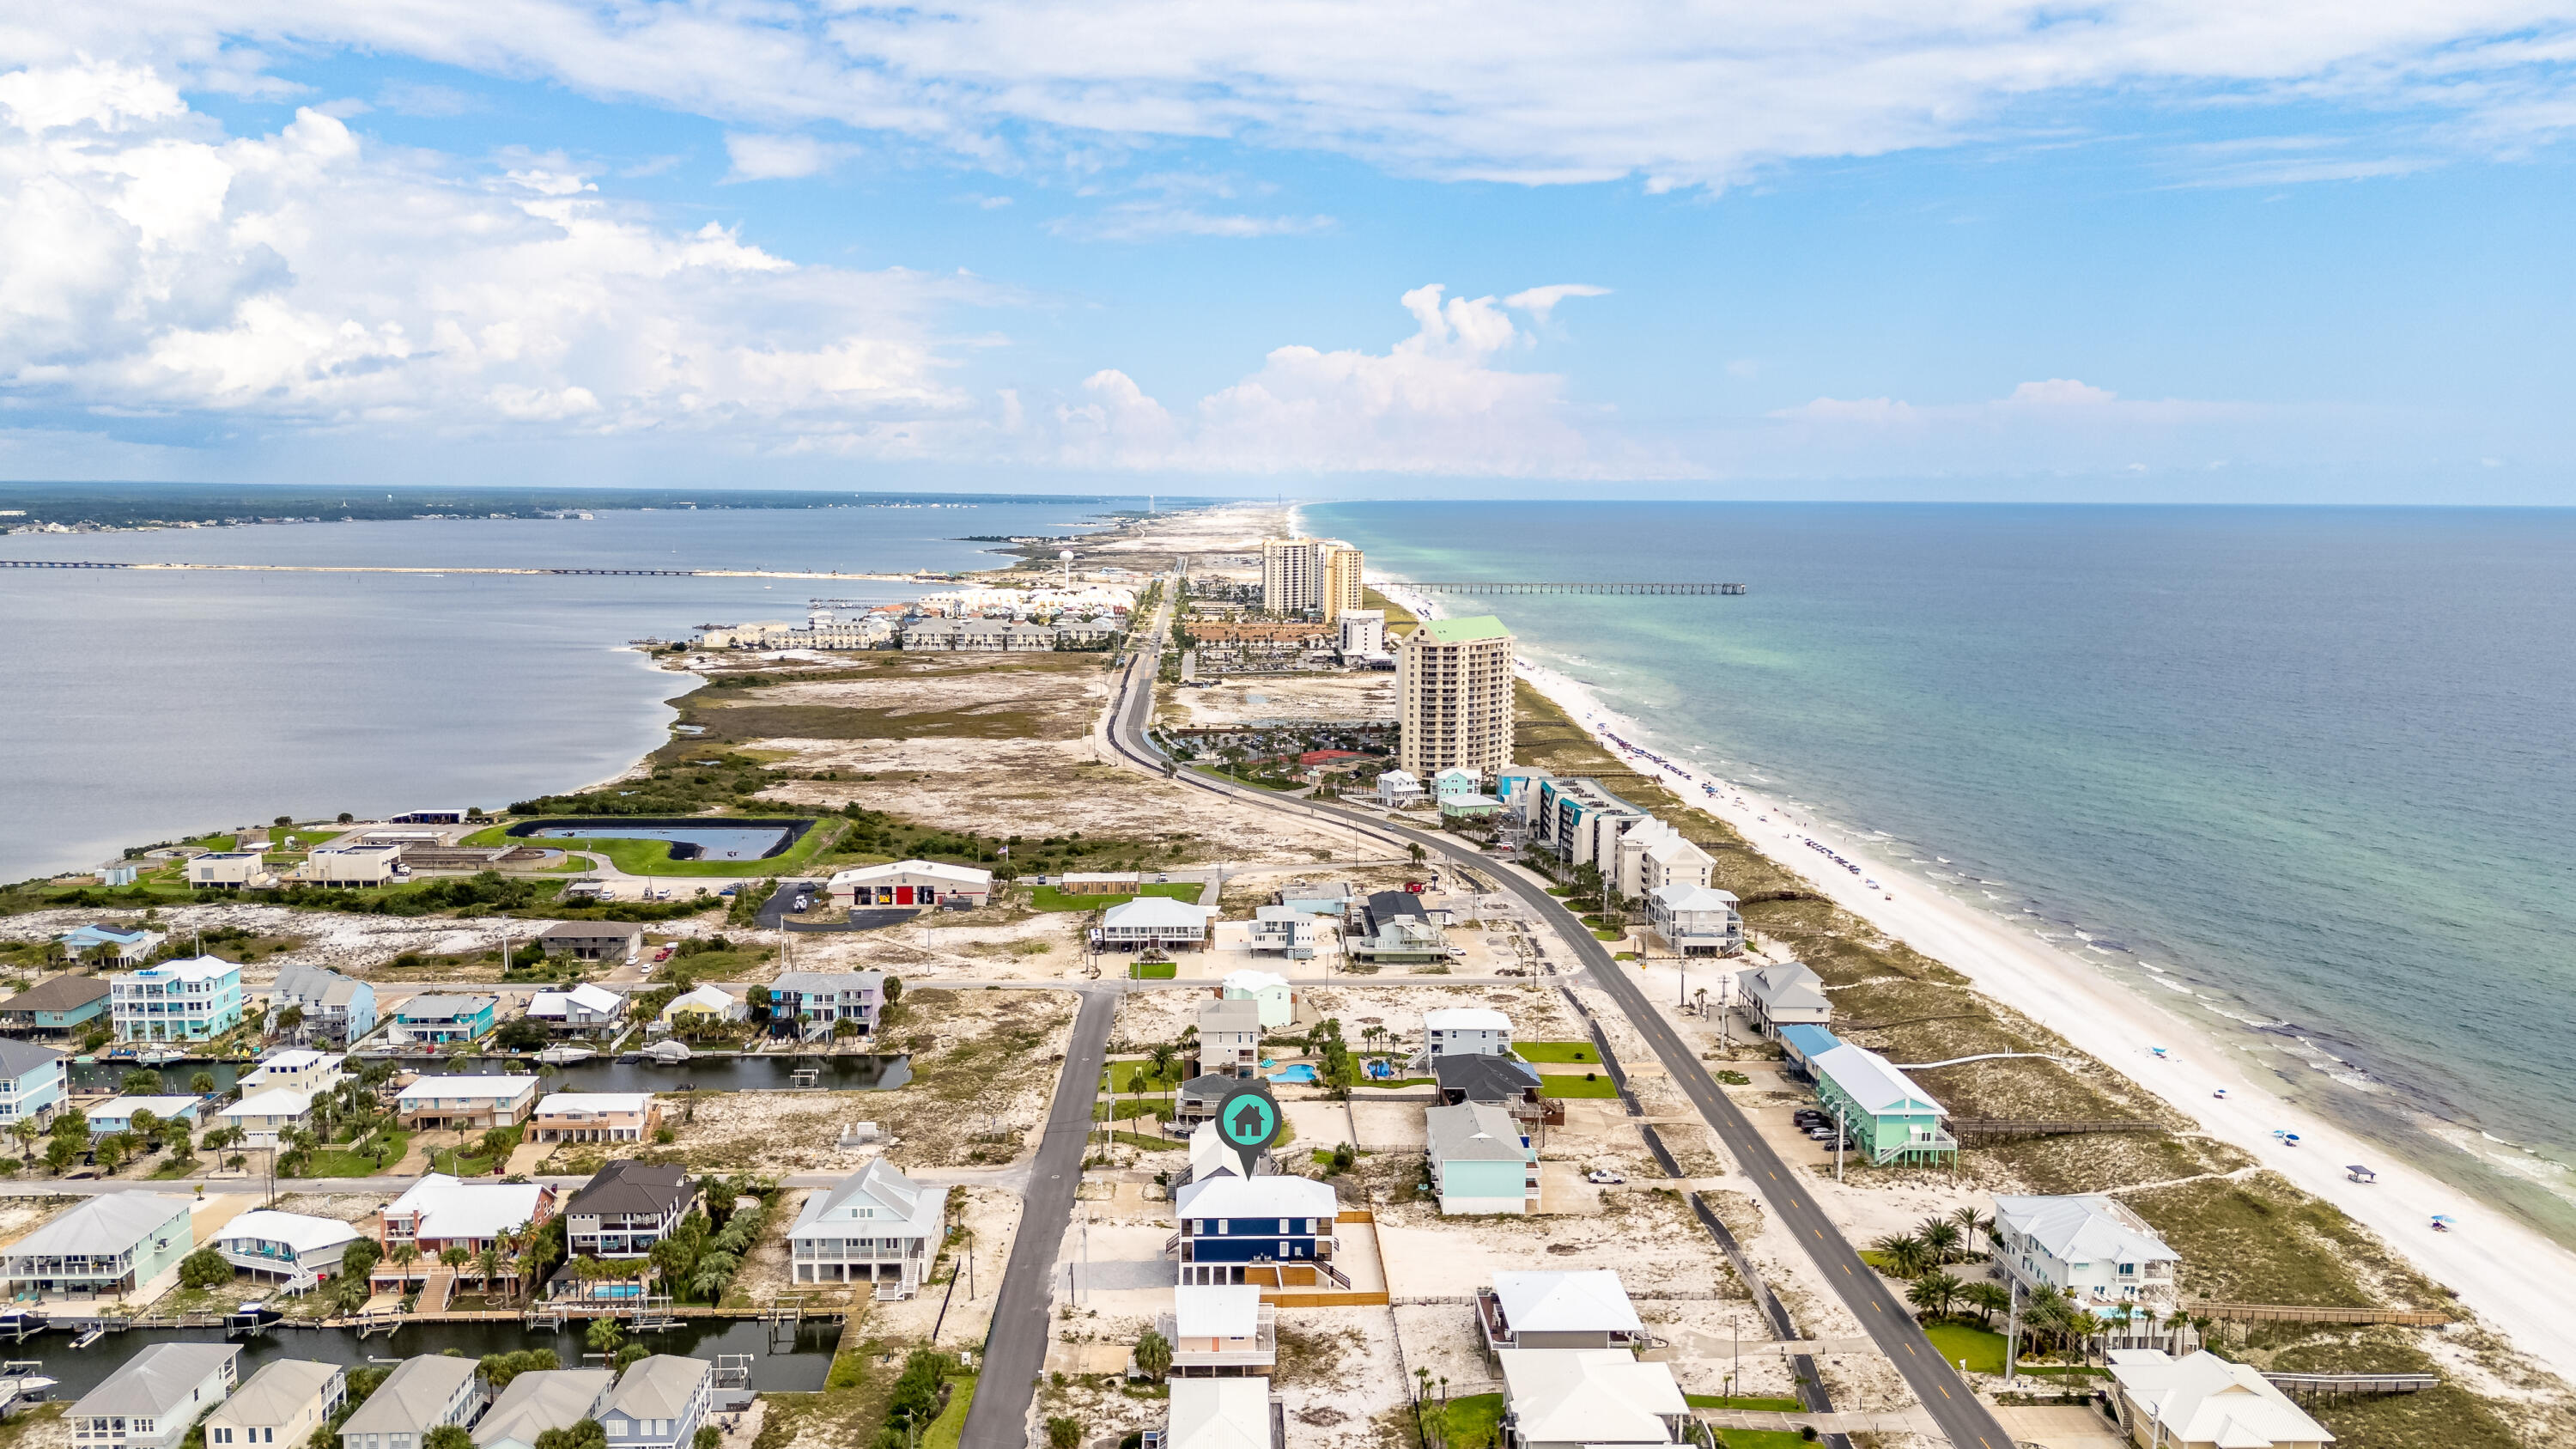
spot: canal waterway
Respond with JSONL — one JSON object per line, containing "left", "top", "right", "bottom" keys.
{"left": 19, "top": 1316, "right": 841, "bottom": 1400}
{"left": 71, "top": 1054, "right": 910, "bottom": 1096}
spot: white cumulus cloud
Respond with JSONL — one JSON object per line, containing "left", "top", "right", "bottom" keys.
{"left": 0, "top": 61, "right": 980, "bottom": 450}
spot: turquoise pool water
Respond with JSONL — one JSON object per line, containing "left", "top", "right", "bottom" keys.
{"left": 1268, "top": 1064, "right": 1319, "bottom": 1083}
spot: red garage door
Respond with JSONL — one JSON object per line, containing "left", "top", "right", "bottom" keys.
{"left": 895, "top": 886, "right": 914, "bottom": 904}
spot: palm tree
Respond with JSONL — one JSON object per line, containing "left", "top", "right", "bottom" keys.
{"left": 2064, "top": 1311, "right": 2108, "bottom": 1365}
{"left": 1948, "top": 1205, "right": 1987, "bottom": 1255}
{"left": 1905, "top": 1271, "right": 1963, "bottom": 1320}
{"left": 1917, "top": 1219, "right": 1964, "bottom": 1264}
{"left": 189, "top": 1071, "right": 217, "bottom": 1096}
{"left": 1133, "top": 1329, "right": 1173, "bottom": 1382}
{"left": 477, "top": 1245, "right": 502, "bottom": 1291}
{"left": 1960, "top": 1280, "right": 2011, "bottom": 1330}
{"left": 1870, "top": 1233, "right": 1932, "bottom": 1280}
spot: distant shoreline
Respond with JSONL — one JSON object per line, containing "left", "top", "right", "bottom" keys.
{"left": 1365, "top": 572, "right": 2576, "bottom": 1370}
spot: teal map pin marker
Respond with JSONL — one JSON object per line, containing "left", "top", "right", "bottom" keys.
{"left": 1215, "top": 1080, "right": 1283, "bottom": 1178}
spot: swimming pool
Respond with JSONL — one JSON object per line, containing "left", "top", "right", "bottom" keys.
{"left": 508, "top": 815, "right": 809, "bottom": 861}
{"left": 1267, "top": 1063, "right": 1319, "bottom": 1083}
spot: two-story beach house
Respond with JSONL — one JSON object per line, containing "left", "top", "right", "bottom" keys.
{"left": 1737, "top": 962, "right": 1830, "bottom": 1038}
{"left": 1098, "top": 897, "right": 1216, "bottom": 952}
{"left": 2, "top": 1191, "right": 195, "bottom": 1298}
{"left": 267, "top": 966, "right": 375, "bottom": 1044}
{"left": 787, "top": 1160, "right": 947, "bottom": 1297}
{"left": 565, "top": 1161, "right": 699, "bottom": 1261}
{"left": 69, "top": 1343, "right": 240, "bottom": 1449}
{"left": 526, "top": 985, "right": 626, "bottom": 1037}
{"left": 1171, "top": 1172, "right": 1343, "bottom": 1289}
{"left": 1244, "top": 909, "right": 1317, "bottom": 962}
{"left": 374, "top": 1176, "right": 557, "bottom": 1289}
{"left": 1425, "top": 1103, "right": 1539, "bottom": 1215}
{"left": 531, "top": 1093, "right": 662, "bottom": 1145}
{"left": 217, "top": 1089, "right": 317, "bottom": 1148}
{"left": 2105, "top": 1350, "right": 2333, "bottom": 1449}
{"left": 1477, "top": 1270, "right": 1646, "bottom": 1355}
{"left": 1644, "top": 884, "right": 1743, "bottom": 957}
{"left": 1193, "top": 999, "right": 1263, "bottom": 1079}
{"left": 111, "top": 957, "right": 244, "bottom": 1043}
{"left": 0, "top": 974, "right": 109, "bottom": 1038}
{"left": 338, "top": 1356, "right": 483, "bottom": 1449}
{"left": 598, "top": 1357, "right": 714, "bottom": 1449}
{"left": 388, "top": 995, "right": 498, "bottom": 1045}
{"left": 1157, "top": 1283, "right": 1277, "bottom": 1377}
{"left": 212, "top": 1209, "right": 365, "bottom": 1283}
{"left": 471, "top": 1371, "right": 613, "bottom": 1449}
{"left": 206, "top": 1360, "right": 345, "bottom": 1449}
{"left": 1424, "top": 1008, "right": 1511, "bottom": 1058}
{"left": 1497, "top": 1349, "right": 1687, "bottom": 1449}
{"left": 237, "top": 1050, "right": 348, "bottom": 1095}
{"left": 1808, "top": 1042, "right": 1956, "bottom": 1166}
{"left": 395, "top": 1075, "right": 538, "bottom": 1131}
{"left": 1993, "top": 1195, "right": 2181, "bottom": 1346}
{"left": 764, "top": 971, "right": 885, "bottom": 1041}
{"left": 1220, "top": 970, "right": 1297, "bottom": 1026}
{"left": 0, "top": 1039, "right": 68, "bottom": 1128}
{"left": 534, "top": 922, "right": 646, "bottom": 964}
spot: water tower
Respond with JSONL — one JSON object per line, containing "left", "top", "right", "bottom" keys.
{"left": 1059, "top": 549, "right": 1075, "bottom": 587}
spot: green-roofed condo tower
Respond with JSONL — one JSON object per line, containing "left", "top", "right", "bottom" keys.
{"left": 1398, "top": 613, "right": 1516, "bottom": 777}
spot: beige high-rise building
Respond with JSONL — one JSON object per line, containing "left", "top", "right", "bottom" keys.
{"left": 1321, "top": 544, "right": 1365, "bottom": 622}
{"left": 1261, "top": 539, "right": 1318, "bottom": 613}
{"left": 1396, "top": 615, "right": 1516, "bottom": 776}
{"left": 1263, "top": 537, "right": 1364, "bottom": 618}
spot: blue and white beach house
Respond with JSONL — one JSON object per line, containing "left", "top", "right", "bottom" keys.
{"left": 111, "top": 957, "right": 245, "bottom": 1043}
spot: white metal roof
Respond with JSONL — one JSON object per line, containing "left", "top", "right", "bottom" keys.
{"left": 2105, "top": 1350, "right": 2332, "bottom": 1447}
{"left": 1993, "top": 1195, "right": 2178, "bottom": 1266}
{"left": 827, "top": 859, "right": 993, "bottom": 887}
{"left": 216, "top": 1210, "right": 363, "bottom": 1256}
{"left": 1497, "top": 1349, "right": 1684, "bottom": 1446}
{"left": 1168, "top": 1378, "right": 1273, "bottom": 1449}
{"left": 396, "top": 1075, "right": 538, "bottom": 1105}
{"left": 384, "top": 1174, "right": 554, "bottom": 1240}
{"left": 1811, "top": 1043, "right": 1946, "bottom": 1117}
{"left": 1173, "top": 1173, "right": 1337, "bottom": 1221}
{"left": 1102, "top": 896, "right": 1214, "bottom": 928}
{"left": 221, "top": 1088, "right": 316, "bottom": 1121}
{"left": 2, "top": 1191, "right": 191, "bottom": 1259}
{"left": 89, "top": 1094, "right": 203, "bottom": 1119}
{"left": 118, "top": 955, "right": 237, "bottom": 984}
{"left": 1492, "top": 1271, "right": 1643, "bottom": 1336}
{"left": 537, "top": 1092, "right": 653, "bottom": 1116}
{"left": 1646, "top": 883, "right": 1739, "bottom": 910}
{"left": 1424, "top": 1008, "right": 1510, "bottom": 1032}
{"left": 1174, "top": 1283, "right": 1264, "bottom": 1339}
{"left": 1223, "top": 970, "right": 1291, "bottom": 994}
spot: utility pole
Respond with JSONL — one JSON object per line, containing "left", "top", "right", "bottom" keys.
{"left": 2004, "top": 1280, "right": 2023, "bottom": 1385}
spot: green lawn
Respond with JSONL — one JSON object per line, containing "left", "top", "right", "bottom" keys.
{"left": 1922, "top": 1320, "right": 2007, "bottom": 1373}
{"left": 1436, "top": 1393, "right": 1505, "bottom": 1449}
{"left": 304, "top": 1129, "right": 410, "bottom": 1177}
{"left": 1355, "top": 1077, "right": 1437, "bottom": 1090}
{"left": 1105, "top": 1061, "right": 1182, "bottom": 1093}
{"left": 1028, "top": 881, "right": 1205, "bottom": 912}
{"left": 1540, "top": 1074, "right": 1621, "bottom": 1099}
{"left": 1129, "top": 961, "right": 1177, "bottom": 979}
{"left": 469, "top": 816, "right": 845, "bottom": 877}
{"left": 1091, "top": 1099, "right": 1163, "bottom": 1122}
{"left": 1515, "top": 1041, "right": 1599, "bottom": 1063}
{"left": 922, "top": 1376, "right": 975, "bottom": 1449}
{"left": 1713, "top": 1432, "right": 1811, "bottom": 1449}
{"left": 1685, "top": 1395, "right": 1804, "bottom": 1411}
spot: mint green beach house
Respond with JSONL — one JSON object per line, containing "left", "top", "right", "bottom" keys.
{"left": 1811, "top": 1042, "right": 1957, "bottom": 1166}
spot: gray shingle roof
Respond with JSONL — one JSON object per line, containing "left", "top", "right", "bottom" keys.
{"left": 0, "top": 1038, "right": 66, "bottom": 1077}
{"left": 569, "top": 1160, "right": 696, "bottom": 1219}
{"left": 341, "top": 1356, "right": 480, "bottom": 1436}
{"left": 72, "top": 1343, "right": 239, "bottom": 1418}
{"left": 473, "top": 1370, "right": 614, "bottom": 1448}
{"left": 602, "top": 1356, "right": 711, "bottom": 1421}
{"left": 1425, "top": 1103, "right": 1527, "bottom": 1163}
{"left": 0, "top": 974, "right": 107, "bottom": 1013}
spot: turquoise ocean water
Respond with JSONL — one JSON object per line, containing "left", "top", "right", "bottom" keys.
{"left": 1309, "top": 501, "right": 2576, "bottom": 1245}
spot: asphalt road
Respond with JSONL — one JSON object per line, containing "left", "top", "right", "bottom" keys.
{"left": 958, "top": 986, "right": 1118, "bottom": 1449}
{"left": 1102, "top": 606, "right": 2014, "bottom": 1449}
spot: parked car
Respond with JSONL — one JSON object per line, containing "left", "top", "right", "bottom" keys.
{"left": 1585, "top": 1169, "right": 1625, "bottom": 1184}
{"left": 793, "top": 892, "right": 812, "bottom": 912}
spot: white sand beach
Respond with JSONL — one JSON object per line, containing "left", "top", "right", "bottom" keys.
{"left": 1373, "top": 581, "right": 2576, "bottom": 1373}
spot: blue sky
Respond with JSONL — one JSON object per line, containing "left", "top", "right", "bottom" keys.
{"left": 4, "top": 3, "right": 2575, "bottom": 500}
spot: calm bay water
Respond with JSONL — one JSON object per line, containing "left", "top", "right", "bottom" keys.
{"left": 0, "top": 502, "right": 1119, "bottom": 884}
{"left": 1310, "top": 501, "right": 2576, "bottom": 1244}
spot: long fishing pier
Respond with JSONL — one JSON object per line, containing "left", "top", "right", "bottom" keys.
{"left": 1396, "top": 580, "right": 1746, "bottom": 595}
{"left": 0, "top": 560, "right": 933, "bottom": 581}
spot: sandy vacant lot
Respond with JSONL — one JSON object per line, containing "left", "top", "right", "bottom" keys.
{"left": 1159, "top": 673, "right": 1398, "bottom": 729}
